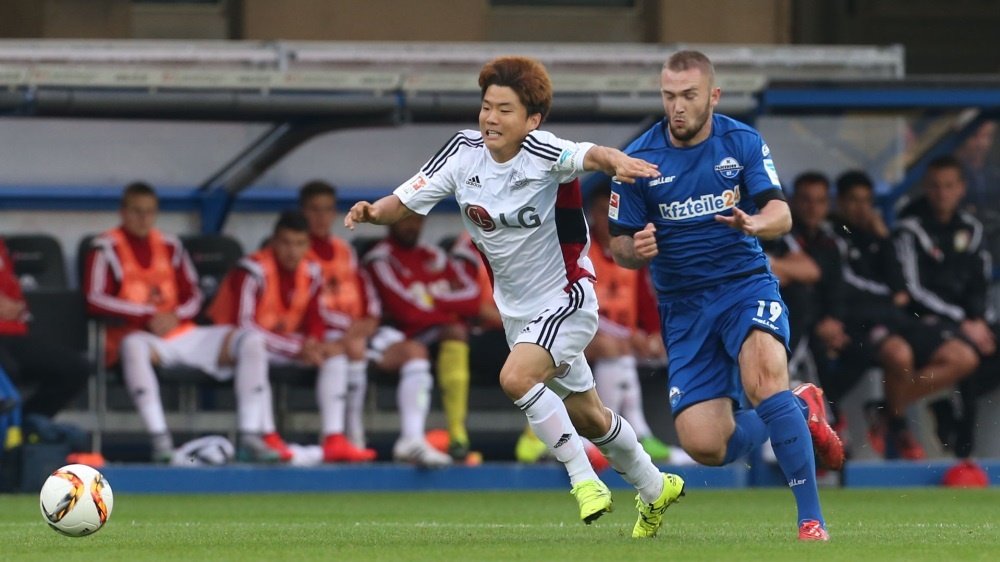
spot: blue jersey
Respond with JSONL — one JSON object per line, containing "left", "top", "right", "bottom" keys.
{"left": 609, "top": 114, "right": 783, "bottom": 300}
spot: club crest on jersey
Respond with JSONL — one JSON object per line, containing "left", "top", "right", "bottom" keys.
{"left": 510, "top": 169, "right": 530, "bottom": 190}
{"left": 464, "top": 204, "right": 541, "bottom": 232}
{"left": 658, "top": 185, "right": 741, "bottom": 221}
{"left": 714, "top": 157, "right": 743, "bottom": 179}
{"left": 669, "top": 386, "right": 683, "bottom": 409}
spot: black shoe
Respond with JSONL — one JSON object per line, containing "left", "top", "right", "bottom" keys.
{"left": 448, "top": 440, "right": 470, "bottom": 461}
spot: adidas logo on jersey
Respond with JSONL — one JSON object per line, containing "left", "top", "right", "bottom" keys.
{"left": 465, "top": 175, "right": 482, "bottom": 188}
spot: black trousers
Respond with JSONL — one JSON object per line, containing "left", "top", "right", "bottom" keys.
{"left": 0, "top": 333, "right": 89, "bottom": 418}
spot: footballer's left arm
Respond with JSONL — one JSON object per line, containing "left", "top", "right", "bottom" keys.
{"left": 752, "top": 198, "right": 793, "bottom": 240}
{"left": 715, "top": 189, "right": 791, "bottom": 239}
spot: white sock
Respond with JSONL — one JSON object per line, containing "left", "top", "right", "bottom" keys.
{"left": 231, "top": 330, "right": 271, "bottom": 434}
{"left": 345, "top": 360, "right": 368, "bottom": 447}
{"left": 593, "top": 410, "right": 663, "bottom": 504}
{"left": 398, "top": 358, "right": 432, "bottom": 441}
{"left": 259, "top": 383, "right": 276, "bottom": 434}
{"left": 515, "top": 383, "right": 597, "bottom": 486}
{"left": 594, "top": 357, "right": 627, "bottom": 414}
{"left": 616, "top": 355, "right": 654, "bottom": 439}
{"left": 120, "top": 335, "right": 168, "bottom": 435}
{"left": 317, "top": 354, "right": 349, "bottom": 436}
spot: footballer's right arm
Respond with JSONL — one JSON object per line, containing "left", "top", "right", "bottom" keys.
{"left": 610, "top": 223, "right": 658, "bottom": 269}
{"left": 345, "top": 195, "right": 414, "bottom": 229}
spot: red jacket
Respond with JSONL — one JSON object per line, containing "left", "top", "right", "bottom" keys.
{"left": 209, "top": 248, "right": 326, "bottom": 358}
{"left": 0, "top": 239, "right": 28, "bottom": 336}
{"left": 83, "top": 227, "right": 200, "bottom": 364}
{"left": 589, "top": 241, "right": 660, "bottom": 337}
{"left": 364, "top": 237, "right": 480, "bottom": 337}
{"left": 307, "top": 234, "right": 380, "bottom": 331}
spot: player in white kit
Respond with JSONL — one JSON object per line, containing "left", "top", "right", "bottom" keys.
{"left": 346, "top": 56, "right": 685, "bottom": 538}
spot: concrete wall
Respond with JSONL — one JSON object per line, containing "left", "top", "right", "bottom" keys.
{"left": 0, "top": 0, "right": 130, "bottom": 39}
{"left": 0, "top": 0, "right": 795, "bottom": 44}
{"left": 242, "top": 0, "right": 489, "bottom": 42}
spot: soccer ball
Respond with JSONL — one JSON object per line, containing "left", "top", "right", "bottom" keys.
{"left": 39, "top": 464, "right": 114, "bottom": 537}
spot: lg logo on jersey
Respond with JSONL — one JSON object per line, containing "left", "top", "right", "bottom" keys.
{"left": 464, "top": 204, "right": 541, "bottom": 232}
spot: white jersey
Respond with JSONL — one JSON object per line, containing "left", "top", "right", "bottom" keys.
{"left": 394, "top": 129, "right": 596, "bottom": 319}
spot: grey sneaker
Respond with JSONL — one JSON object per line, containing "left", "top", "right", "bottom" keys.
{"left": 236, "top": 434, "right": 282, "bottom": 463}
{"left": 151, "top": 432, "right": 174, "bottom": 464}
{"left": 392, "top": 437, "right": 452, "bottom": 467}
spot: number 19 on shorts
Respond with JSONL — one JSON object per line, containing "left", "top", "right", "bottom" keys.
{"left": 756, "top": 300, "right": 782, "bottom": 322}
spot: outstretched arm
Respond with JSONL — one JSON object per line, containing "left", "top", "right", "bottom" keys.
{"left": 344, "top": 195, "right": 415, "bottom": 230}
{"left": 583, "top": 146, "right": 660, "bottom": 184}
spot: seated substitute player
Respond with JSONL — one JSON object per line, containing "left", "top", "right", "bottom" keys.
{"left": 831, "top": 170, "right": 978, "bottom": 459}
{"left": 209, "top": 211, "right": 378, "bottom": 464}
{"left": 0, "top": 237, "right": 89, "bottom": 427}
{"left": 298, "top": 180, "right": 381, "bottom": 462}
{"left": 84, "top": 182, "right": 281, "bottom": 462}
{"left": 607, "top": 50, "right": 843, "bottom": 541}
{"left": 364, "top": 213, "right": 481, "bottom": 461}
{"left": 894, "top": 156, "right": 998, "bottom": 458}
{"left": 212, "top": 211, "right": 449, "bottom": 467}
{"left": 586, "top": 185, "right": 690, "bottom": 464}
{"left": 346, "top": 55, "right": 684, "bottom": 538}
{"left": 761, "top": 173, "right": 832, "bottom": 360}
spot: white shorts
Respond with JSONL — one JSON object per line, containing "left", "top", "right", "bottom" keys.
{"left": 131, "top": 325, "right": 235, "bottom": 381}
{"left": 366, "top": 326, "right": 407, "bottom": 363}
{"left": 502, "top": 280, "right": 599, "bottom": 398}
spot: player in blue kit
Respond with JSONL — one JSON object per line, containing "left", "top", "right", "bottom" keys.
{"left": 608, "top": 50, "right": 844, "bottom": 542}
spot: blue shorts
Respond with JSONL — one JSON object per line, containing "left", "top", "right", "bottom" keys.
{"left": 659, "top": 273, "right": 790, "bottom": 416}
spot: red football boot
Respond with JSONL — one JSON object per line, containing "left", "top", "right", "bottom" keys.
{"left": 793, "top": 383, "right": 846, "bottom": 471}
{"left": 889, "top": 427, "right": 927, "bottom": 460}
{"left": 584, "top": 441, "right": 611, "bottom": 473}
{"left": 262, "top": 432, "right": 293, "bottom": 462}
{"left": 323, "top": 433, "right": 377, "bottom": 463}
{"left": 798, "top": 519, "right": 830, "bottom": 541}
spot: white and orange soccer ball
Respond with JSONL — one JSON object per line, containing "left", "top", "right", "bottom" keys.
{"left": 39, "top": 464, "right": 114, "bottom": 537}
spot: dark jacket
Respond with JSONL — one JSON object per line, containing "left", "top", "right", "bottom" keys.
{"left": 894, "top": 198, "right": 992, "bottom": 323}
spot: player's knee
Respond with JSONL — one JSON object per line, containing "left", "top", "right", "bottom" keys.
{"left": 939, "top": 339, "right": 979, "bottom": 375}
{"left": 498, "top": 365, "right": 544, "bottom": 400}
{"left": 120, "top": 333, "right": 152, "bottom": 365}
{"left": 344, "top": 336, "right": 367, "bottom": 361}
{"left": 234, "top": 330, "right": 266, "bottom": 360}
{"left": 878, "top": 336, "right": 913, "bottom": 369}
{"left": 400, "top": 340, "right": 429, "bottom": 361}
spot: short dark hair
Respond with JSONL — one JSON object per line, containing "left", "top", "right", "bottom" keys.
{"left": 835, "top": 170, "right": 874, "bottom": 198}
{"left": 273, "top": 211, "right": 309, "bottom": 236}
{"left": 926, "top": 154, "right": 964, "bottom": 176}
{"left": 478, "top": 56, "right": 553, "bottom": 120}
{"left": 121, "top": 181, "right": 157, "bottom": 208}
{"left": 664, "top": 50, "right": 715, "bottom": 85}
{"left": 298, "top": 180, "right": 337, "bottom": 207}
{"left": 792, "top": 171, "right": 830, "bottom": 195}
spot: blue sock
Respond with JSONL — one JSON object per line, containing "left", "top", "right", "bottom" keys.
{"left": 756, "top": 390, "right": 824, "bottom": 526}
{"left": 722, "top": 409, "right": 769, "bottom": 464}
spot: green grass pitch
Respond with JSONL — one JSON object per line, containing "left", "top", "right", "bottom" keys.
{"left": 2, "top": 488, "right": 997, "bottom": 561}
